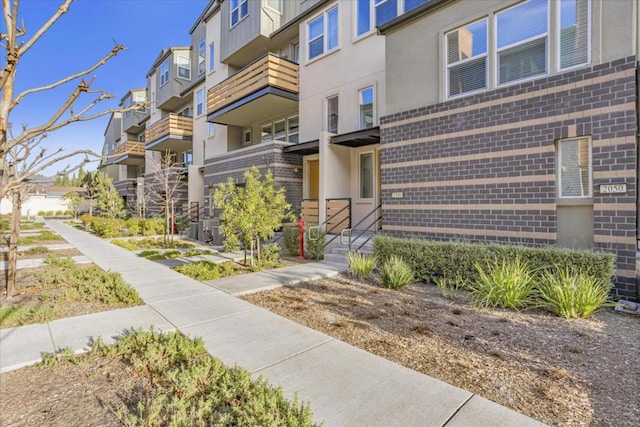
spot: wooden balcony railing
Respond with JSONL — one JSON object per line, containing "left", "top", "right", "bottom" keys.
{"left": 145, "top": 113, "right": 193, "bottom": 145}
{"left": 114, "top": 140, "right": 145, "bottom": 157}
{"left": 207, "top": 53, "right": 299, "bottom": 115}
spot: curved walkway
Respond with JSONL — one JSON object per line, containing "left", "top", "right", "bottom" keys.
{"left": 0, "top": 220, "right": 544, "bottom": 426}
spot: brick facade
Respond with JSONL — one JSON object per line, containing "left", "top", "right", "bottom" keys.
{"left": 380, "top": 57, "right": 638, "bottom": 299}
{"left": 202, "top": 141, "right": 303, "bottom": 217}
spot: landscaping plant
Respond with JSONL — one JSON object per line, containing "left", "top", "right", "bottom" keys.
{"left": 283, "top": 224, "right": 300, "bottom": 256}
{"left": 378, "top": 255, "right": 414, "bottom": 289}
{"left": 305, "top": 227, "right": 325, "bottom": 260}
{"left": 471, "top": 256, "right": 535, "bottom": 310}
{"left": 173, "top": 261, "right": 235, "bottom": 281}
{"left": 434, "top": 273, "right": 464, "bottom": 299}
{"left": 536, "top": 267, "right": 612, "bottom": 318}
{"left": 347, "top": 252, "right": 377, "bottom": 279}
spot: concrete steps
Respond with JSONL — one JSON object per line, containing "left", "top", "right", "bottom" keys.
{"left": 320, "top": 233, "right": 375, "bottom": 270}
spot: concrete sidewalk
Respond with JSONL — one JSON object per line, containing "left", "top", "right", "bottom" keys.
{"left": 0, "top": 220, "right": 544, "bottom": 426}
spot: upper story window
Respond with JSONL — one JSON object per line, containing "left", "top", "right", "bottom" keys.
{"left": 375, "top": 0, "right": 397, "bottom": 27}
{"left": 557, "top": 136, "right": 591, "bottom": 198}
{"left": 358, "top": 86, "right": 375, "bottom": 129}
{"left": 231, "top": 0, "right": 248, "bottom": 27}
{"left": 133, "top": 92, "right": 147, "bottom": 113}
{"left": 198, "top": 40, "right": 206, "bottom": 76}
{"left": 265, "top": 0, "right": 282, "bottom": 13}
{"left": 446, "top": 18, "right": 488, "bottom": 98}
{"left": 196, "top": 89, "right": 205, "bottom": 116}
{"left": 209, "top": 43, "right": 215, "bottom": 72}
{"left": 445, "top": 0, "right": 590, "bottom": 99}
{"left": 208, "top": 123, "right": 215, "bottom": 137}
{"left": 123, "top": 96, "right": 132, "bottom": 117}
{"left": 160, "top": 60, "right": 169, "bottom": 86}
{"left": 177, "top": 54, "right": 191, "bottom": 80}
{"left": 327, "top": 95, "right": 339, "bottom": 133}
{"left": 356, "top": 0, "right": 429, "bottom": 38}
{"left": 291, "top": 41, "right": 300, "bottom": 64}
{"left": 307, "top": 6, "right": 339, "bottom": 61}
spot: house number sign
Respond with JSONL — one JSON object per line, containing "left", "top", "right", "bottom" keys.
{"left": 599, "top": 184, "right": 626, "bottom": 194}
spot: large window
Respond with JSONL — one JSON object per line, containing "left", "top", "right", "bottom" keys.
{"left": 558, "top": 137, "right": 591, "bottom": 198}
{"left": 359, "top": 152, "right": 374, "bottom": 199}
{"left": 209, "top": 43, "right": 215, "bottom": 72}
{"left": 196, "top": 89, "right": 205, "bottom": 116}
{"left": 559, "top": 0, "right": 590, "bottom": 69}
{"left": 446, "top": 19, "right": 488, "bottom": 97}
{"left": 259, "top": 115, "right": 300, "bottom": 143}
{"left": 231, "top": 0, "right": 248, "bottom": 27}
{"left": 160, "top": 60, "right": 169, "bottom": 86}
{"left": 265, "top": 0, "right": 281, "bottom": 13}
{"left": 198, "top": 40, "right": 206, "bottom": 76}
{"left": 287, "top": 116, "right": 299, "bottom": 143}
{"left": 497, "top": 0, "right": 548, "bottom": 85}
{"left": 327, "top": 95, "right": 339, "bottom": 133}
{"left": 357, "top": 0, "right": 429, "bottom": 36}
{"left": 177, "top": 54, "right": 191, "bottom": 80}
{"left": 358, "top": 87, "right": 375, "bottom": 129}
{"left": 307, "top": 6, "right": 339, "bottom": 61}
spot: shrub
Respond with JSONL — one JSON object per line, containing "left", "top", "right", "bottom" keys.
{"left": 55, "top": 210, "right": 64, "bottom": 217}
{"left": 282, "top": 224, "right": 299, "bottom": 256}
{"left": 434, "top": 273, "right": 464, "bottom": 299}
{"left": 174, "top": 261, "right": 236, "bottom": 281}
{"left": 125, "top": 217, "right": 141, "bottom": 236}
{"left": 45, "top": 210, "right": 54, "bottom": 216}
{"left": 373, "top": 235, "right": 615, "bottom": 287}
{"left": 261, "top": 242, "right": 281, "bottom": 266}
{"left": 222, "top": 233, "right": 241, "bottom": 252}
{"left": 37, "top": 211, "right": 46, "bottom": 216}
{"left": 378, "top": 255, "right": 414, "bottom": 289}
{"left": 141, "top": 218, "right": 164, "bottom": 236}
{"left": 347, "top": 252, "right": 377, "bottom": 279}
{"left": 90, "top": 217, "right": 126, "bottom": 238}
{"left": 471, "top": 256, "right": 535, "bottom": 310}
{"left": 536, "top": 267, "right": 612, "bottom": 318}
{"left": 24, "top": 245, "right": 50, "bottom": 254}
{"left": 183, "top": 249, "right": 214, "bottom": 257}
{"left": 18, "top": 230, "right": 62, "bottom": 245}
{"left": 79, "top": 214, "right": 94, "bottom": 230}
{"left": 305, "top": 227, "right": 325, "bottom": 260}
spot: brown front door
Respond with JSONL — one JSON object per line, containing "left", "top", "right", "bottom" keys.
{"left": 308, "top": 159, "right": 319, "bottom": 199}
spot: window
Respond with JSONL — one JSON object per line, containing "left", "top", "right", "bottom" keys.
{"left": 265, "top": 0, "right": 281, "bottom": 13}
{"left": 287, "top": 116, "right": 299, "bottom": 143}
{"left": 291, "top": 41, "right": 299, "bottom": 64}
{"left": 242, "top": 128, "right": 252, "bottom": 145}
{"left": 198, "top": 40, "right": 206, "bottom": 76}
{"left": 446, "top": 19, "right": 488, "bottom": 97}
{"left": 208, "top": 123, "right": 215, "bottom": 137}
{"left": 327, "top": 95, "right": 339, "bottom": 133}
{"left": 231, "top": 0, "right": 248, "bottom": 27}
{"left": 404, "top": 0, "right": 428, "bottom": 12}
{"left": 558, "top": 137, "right": 591, "bottom": 198}
{"left": 123, "top": 96, "right": 131, "bottom": 117}
{"left": 359, "top": 152, "right": 374, "bottom": 199}
{"left": 138, "top": 134, "right": 145, "bottom": 143}
{"left": 357, "top": 0, "right": 429, "bottom": 37}
{"left": 358, "top": 87, "right": 375, "bottom": 129}
{"left": 160, "top": 60, "right": 169, "bottom": 86}
{"left": 308, "top": 6, "right": 339, "bottom": 61}
{"left": 133, "top": 92, "right": 146, "bottom": 113}
{"left": 261, "top": 123, "right": 273, "bottom": 142}
{"left": 273, "top": 119, "right": 286, "bottom": 141}
{"left": 356, "top": 0, "right": 371, "bottom": 37}
{"left": 559, "top": 0, "right": 590, "bottom": 69}
{"left": 375, "top": 0, "right": 397, "bottom": 27}
{"left": 178, "top": 106, "right": 192, "bottom": 117}
{"left": 183, "top": 151, "right": 193, "bottom": 166}
{"left": 196, "top": 89, "right": 205, "bottom": 116}
{"left": 209, "top": 43, "right": 215, "bottom": 72}
{"left": 177, "top": 54, "right": 191, "bottom": 80}
{"left": 496, "top": 0, "right": 548, "bottom": 85}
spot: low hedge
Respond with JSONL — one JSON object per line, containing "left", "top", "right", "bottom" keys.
{"left": 373, "top": 235, "right": 616, "bottom": 287}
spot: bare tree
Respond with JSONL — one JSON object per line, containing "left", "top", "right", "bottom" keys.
{"left": 145, "top": 151, "right": 186, "bottom": 244}
{"left": 0, "top": 0, "right": 131, "bottom": 298}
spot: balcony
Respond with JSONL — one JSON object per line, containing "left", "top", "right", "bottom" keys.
{"left": 207, "top": 53, "right": 298, "bottom": 127}
{"left": 145, "top": 113, "right": 193, "bottom": 152}
{"left": 112, "top": 141, "right": 145, "bottom": 165}
{"left": 122, "top": 109, "right": 149, "bottom": 134}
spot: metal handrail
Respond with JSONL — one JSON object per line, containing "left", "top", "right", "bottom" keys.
{"left": 308, "top": 198, "right": 352, "bottom": 260}
{"left": 342, "top": 204, "right": 382, "bottom": 252}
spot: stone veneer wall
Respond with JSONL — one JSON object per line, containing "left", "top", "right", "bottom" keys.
{"left": 380, "top": 56, "right": 638, "bottom": 299}
{"left": 202, "top": 141, "right": 303, "bottom": 217}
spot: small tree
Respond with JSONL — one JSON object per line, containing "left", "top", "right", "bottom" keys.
{"left": 214, "top": 167, "right": 294, "bottom": 266}
{"left": 62, "top": 191, "right": 84, "bottom": 219}
{"left": 95, "top": 173, "right": 123, "bottom": 218}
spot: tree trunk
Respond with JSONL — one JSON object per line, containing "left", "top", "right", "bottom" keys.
{"left": 256, "top": 239, "right": 261, "bottom": 267}
{"left": 250, "top": 240, "right": 254, "bottom": 267}
{"left": 6, "top": 190, "right": 21, "bottom": 298}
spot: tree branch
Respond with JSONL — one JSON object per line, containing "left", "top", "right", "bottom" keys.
{"left": 18, "top": 0, "right": 72, "bottom": 56}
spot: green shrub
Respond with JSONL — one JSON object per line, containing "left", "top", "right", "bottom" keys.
{"left": 378, "top": 255, "right": 414, "bottom": 289}
{"left": 141, "top": 218, "right": 164, "bottom": 236}
{"left": 55, "top": 210, "right": 64, "bottom": 217}
{"left": 175, "top": 215, "right": 190, "bottom": 233}
{"left": 174, "top": 261, "right": 236, "bottom": 281}
{"left": 90, "top": 217, "right": 126, "bottom": 238}
{"left": 45, "top": 210, "right": 54, "bottom": 216}
{"left": 347, "top": 252, "right": 377, "bottom": 279}
{"left": 536, "top": 267, "right": 612, "bottom": 318}
{"left": 37, "top": 211, "right": 46, "bottom": 216}
{"left": 434, "top": 273, "right": 464, "bottom": 299}
{"left": 282, "top": 224, "right": 300, "bottom": 256}
{"left": 222, "top": 233, "right": 241, "bottom": 252}
{"left": 44, "top": 254, "right": 76, "bottom": 268}
{"left": 183, "top": 249, "right": 214, "bottom": 257}
{"left": 64, "top": 210, "right": 72, "bottom": 216}
{"left": 261, "top": 243, "right": 281, "bottom": 265}
{"left": 125, "top": 217, "right": 141, "bottom": 236}
{"left": 111, "top": 237, "right": 194, "bottom": 251}
{"left": 79, "top": 213, "right": 94, "bottom": 230}
{"left": 305, "top": 227, "right": 325, "bottom": 260}
{"left": 471, "top": 256, "right": 535, "bottom": 310}
{"left": 373, "top": 235, "right": 615, "bottom": 287}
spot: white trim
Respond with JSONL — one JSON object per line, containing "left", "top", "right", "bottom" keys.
{"left": 444, "top": 17, "right": 489, "bottom": 99}
{"left": 230, "top": 0, "right": 249, "bottom": 28}
{"left": 176, "top": 54, "right": 191, "bottom": 81}
{"left": 557, "top": 136, "right": 592, "bottom": 199}
{"left": 354, "top": 0, "right": 375, "bottom": 40}
{"left": 325, "top": 94, "right": 339, "bottom": 133}
{"left": 557, "top": 0, "right": 591, "bottom": 71}
{"left": 260, "top": 122, "right": 273, "bottom": 142}
{"left": 159, "top": 59, "right": 169, "bottom": 86}
{"left": 358, "top": 151, "right": 375, "bottom": 201}
{"left": 264, "top": 0, "right": 283, "bottom": 14}
{"left": 195, "top": 88, "right": 205, "bottom": 117}
{"left": 306, "top": 4, "right": 340, "bottom": 63}
{"left": 198, "top": 39, "right": 206, "bottom": 76}
{"left": 242, "top": 128, "right": 252, "bottom": 146}
{"left": 209, "top": 43, "right": 216, "bottom": 73}
{"left": 357, "top": 84, "right": 376, "bottom": 129}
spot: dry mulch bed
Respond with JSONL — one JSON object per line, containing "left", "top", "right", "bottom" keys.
{"left": 242, "top": 274, "right": 640, "bottom": 426}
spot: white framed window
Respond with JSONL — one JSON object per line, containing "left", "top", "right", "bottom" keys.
{"left": 359, "top": 152, "right": 374, "bottom": 199}
{"left": 307, "top": 5, "right": 339, "bottom": 61}
{"left": 558, "top": 0, "right": 590, "bottom": 70}
{"left": 291, "top": 41, "right": 299, "bottom": 64}
{"left": 196, "top": 89, "right": 205, "bottom": 116}
{"left": 287, "top": 116, "right": 299, "bottom": 143}
{"left": 358, "top": 86, "right": 375, "bottom": 129}
{"left": 231, "top": 0, "right": 249, "bottom": 27}
{"left": 208, "top": 123, "right": 215, "bottom": 137}
{"left": 198, "top": 40, "right": 206, "bottom": 76}
{"left": 242, "top": 128, "right": 252, "bottom": 146}
{"left": 274, "top": 119, "right": 286, "bottom": 141}
{"left": 326, "top": 95, "right": 339, "bottom": 133}
{"left": 183, "top": 150, "right": 193, "bottom": 166}
{"left": 209, "top": 43, "right": 215, "bottom": 72}
{"left": 177, "top": 54, "right": 191, "bottom": 80}
{"left": 123, "top": 96, "right": 132, "bottom": 117}
{"left": 261, "top": 123, "right": 273, "bottom": 142}
{"left": 160, "top": 60, "right": 169, "bottom": 86}
{"left": 356, "top": 0, "right": 372, "bottom": 37}
{"left": 446, "top": 18, "right": 488, "bottom": 98}
{"left": 178, "top": 106, "right": 192, "bottom": 117}
{"left": 375, "top": 0, "right": 397, "bottom": 27}
{"left": 496, "top": 0, "right": 548, "bottom": 86}
{"left": 558, "top": 136, "right": 591, "bottom": 198}
{"left": 265, "top": 0, "right": 282, "bottom": 13}
{"left": 357, "top": 0, "right": 429, "bottom": 37}
{"left": 133, "top": 92, "right": 146, "bottom": 113}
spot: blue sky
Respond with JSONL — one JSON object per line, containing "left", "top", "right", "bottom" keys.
{"left": 5, "top": 0, "right": 206, "bottom": 175}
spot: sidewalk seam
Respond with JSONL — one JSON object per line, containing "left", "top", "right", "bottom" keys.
{"left": 441, "top": 393, "right": 475, "bottom": 426}
{"left": 47, "top": 323, "right": 58, "bottom": 352}
{"left": 163, "top": 308, "right": 260, "bottom": 330}
{"left": 251, "top": 338, "right": 335, "bottom": 374}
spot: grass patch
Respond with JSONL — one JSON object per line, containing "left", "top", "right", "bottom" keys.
{"left": 17, "top": 230, "right": 62, "bottom": 245}
{"left": 22, "top": 245, "right": 50, "bottom": 255}
{"left": 471, "top": 256, "right": 535, "bottom": 310}
{"left": 173, "top": 261, "right": 236, "bottom": 281}
{"left": 20, "top": 221, "right": 45, "bottom": 230}
{"left": 40, "top": 329, "right": 315, "bottom": 425}
{"left": 347, "top": 252, "right": 377, "bottom": 279}
{"left": 111, "top": 238, "right": 195, "bottom": 251}
{"left": 378, "top": 255, "right": 414, "bottom": 289}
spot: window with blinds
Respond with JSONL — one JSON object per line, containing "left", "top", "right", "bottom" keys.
{"left": 446, "top": 19, "right": 488, "bottom": 97}
{"left": 558, "top": 137, "right": 591, "bottom": 198}
{"left": 559, "top": 0, "right": 590, "bottom": 69}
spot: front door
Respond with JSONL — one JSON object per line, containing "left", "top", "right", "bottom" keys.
{"left": 308, "top": 159, "right": 319, "bottom": 199}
